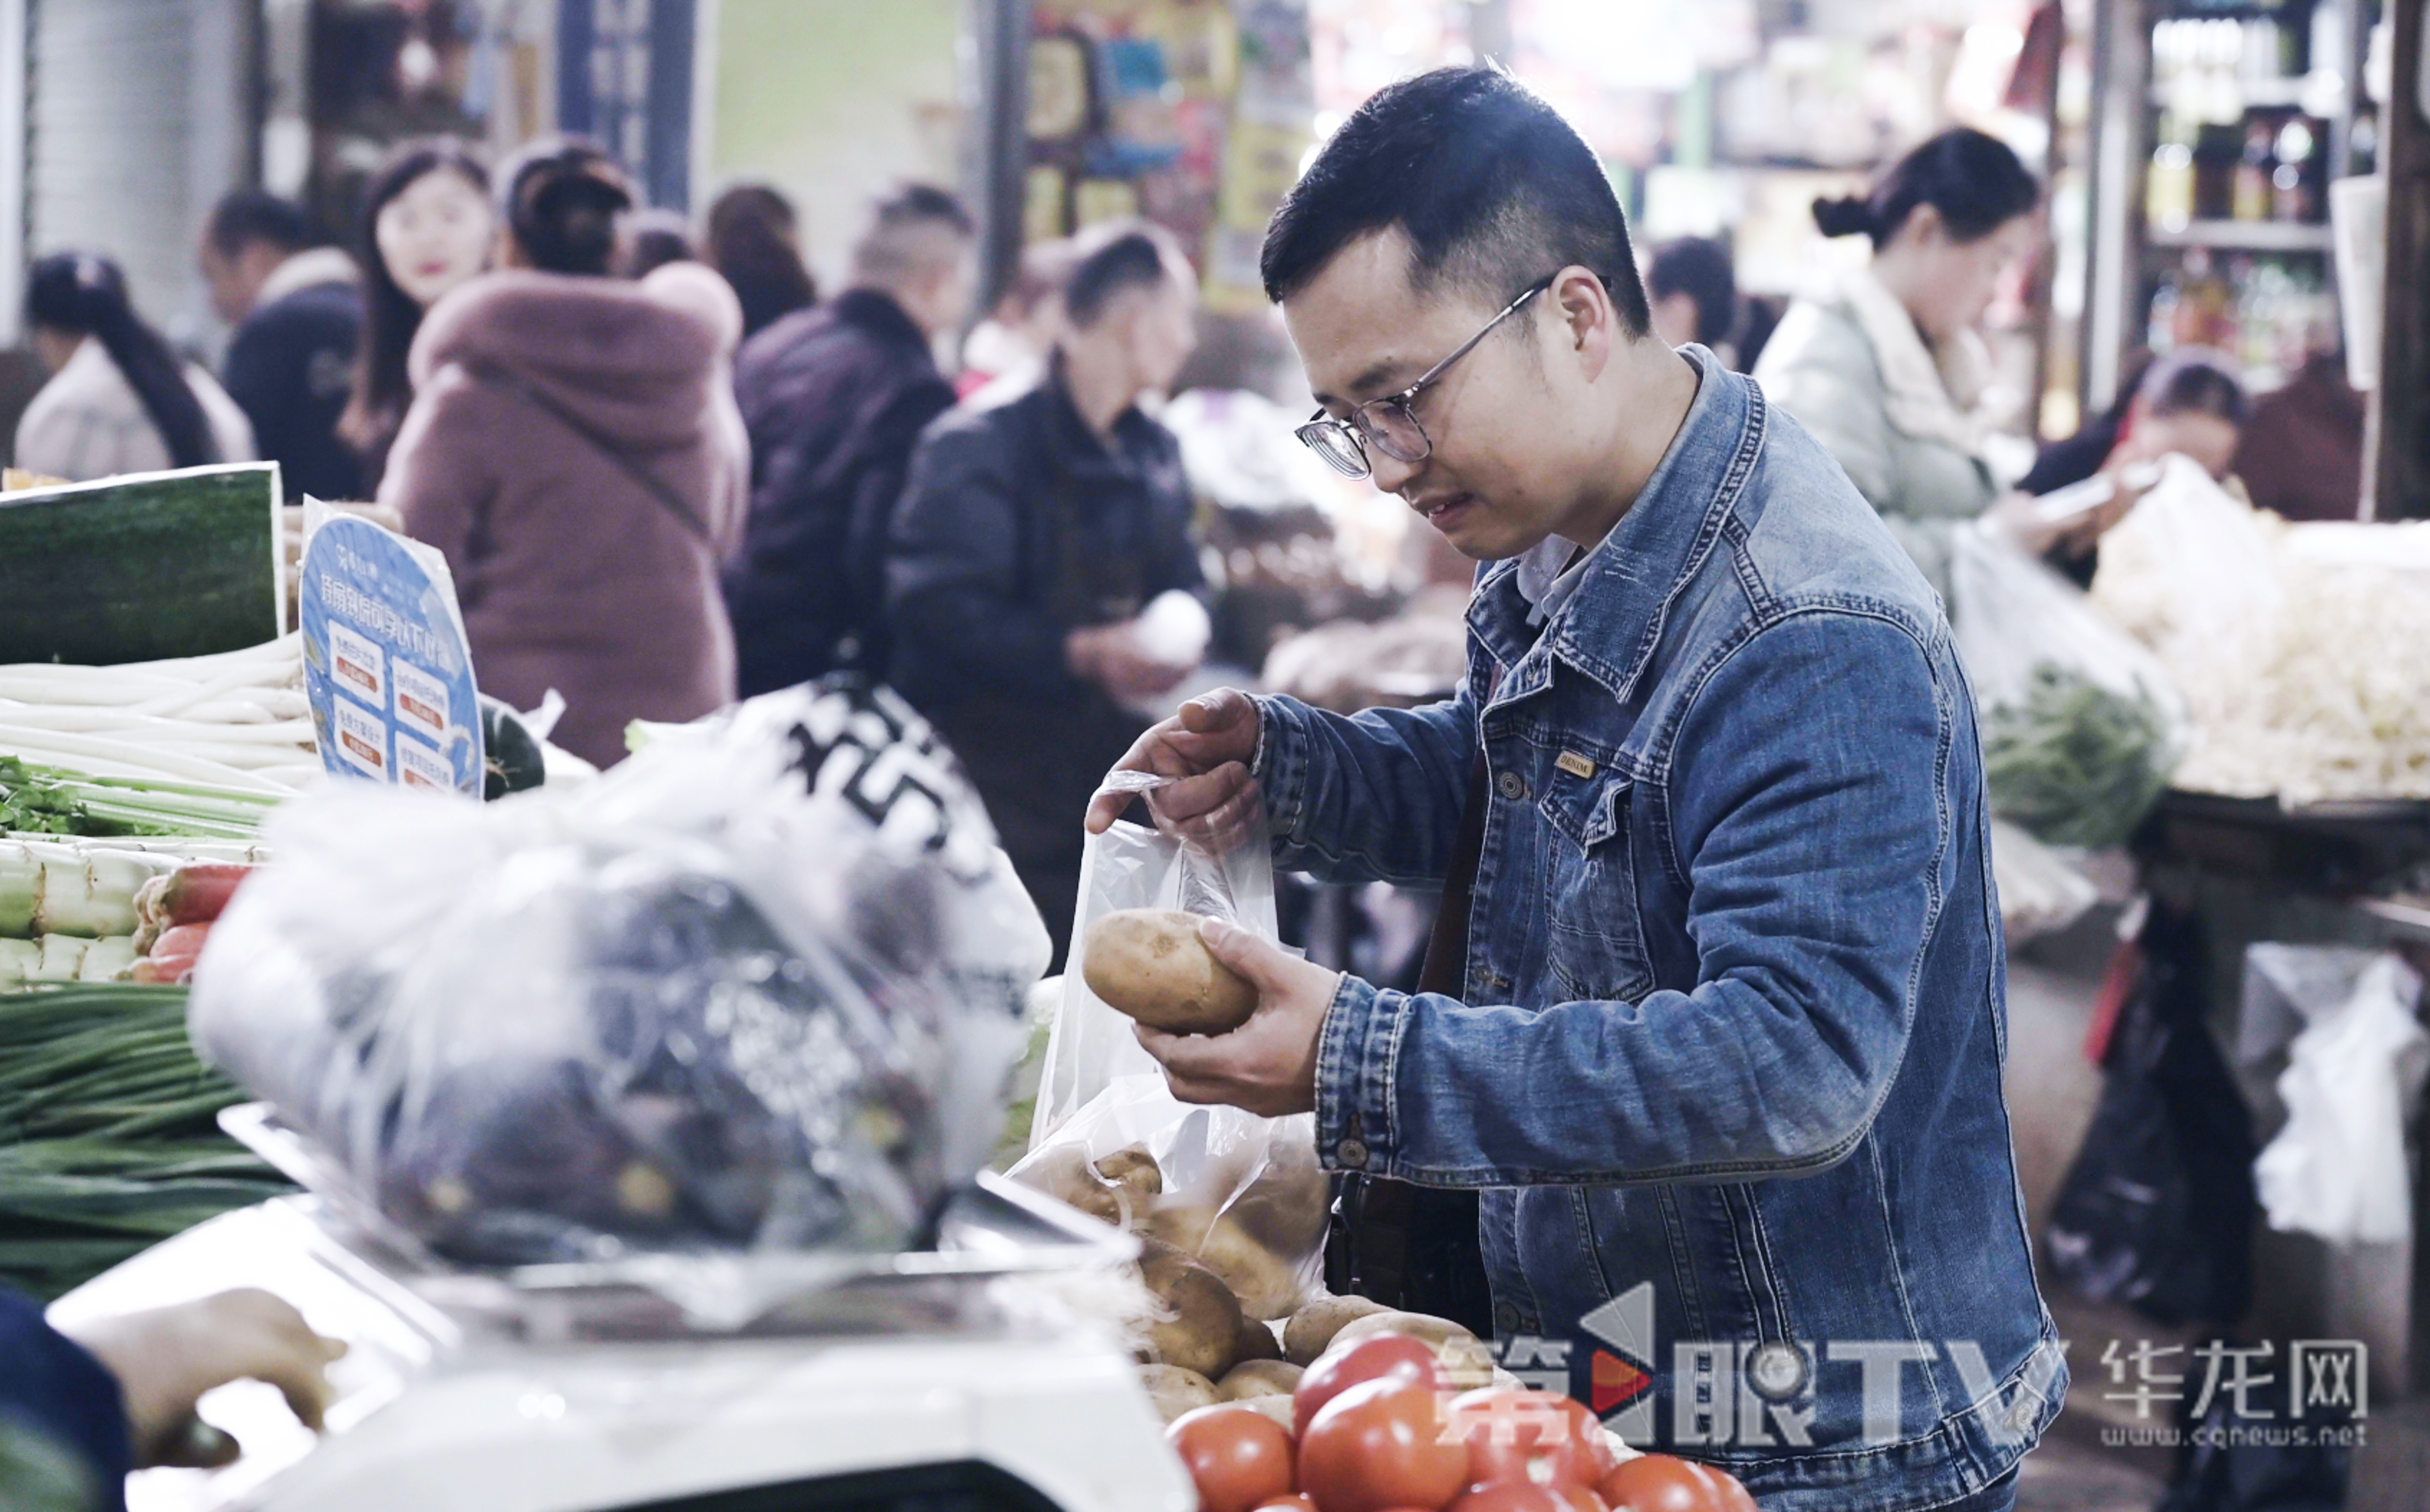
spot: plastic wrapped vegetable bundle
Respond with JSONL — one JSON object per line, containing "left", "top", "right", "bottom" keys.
{"left": 187, "top": 680, "right": 1052, "bottom": 1268}
{"left": 1949, "top": 521, "right": 2184, "bottom": 850}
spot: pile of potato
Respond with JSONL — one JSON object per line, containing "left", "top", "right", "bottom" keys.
{"left": 1019, "top": 1138, "right": 1502, "bottom": 1423}
{"left": 1143, "top": 1290, "right": 1505, "bottom": 1427}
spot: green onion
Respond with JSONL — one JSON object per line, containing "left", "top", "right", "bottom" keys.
{"left": 0, "top": 983, "right": 286, "bottom": 1297}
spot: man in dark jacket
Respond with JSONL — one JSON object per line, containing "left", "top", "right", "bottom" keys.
{"left": 200, "top": 191, "right": 364, "bottom": 499}
{"left": 888, "top": 222, "right": 1206, "bottom": 958}
{"left": 724, "top": 186, "right": 977, "bottom": 693}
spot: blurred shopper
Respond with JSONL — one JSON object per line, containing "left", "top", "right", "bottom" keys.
{"left": 1645, "top": 236, "right": 1739, "bottom": 366}
{"left": 620, "top": 207, "right": 697, "bottom": 279}
{"left": 957, "top": 237, "right": 1080, "bottom": 397}
{"left": 1755, "top": 128, "right": 2046, "bottom": 600}
{"left": 200, "top": 190, "right": 363, "bottom": 499}
{"left": 381, "top": 138, "right": 747, "bottom": 769}
{"left": 16, "top": 253, "right": 254, "bottom": 481}
{"left": 3, "top": 1286, "right": 342, "bottom": 1508}
{"left": 703, "top": 183, "right": 818, "bottom": 341}
{"left": 338, "top": 139, "right": 494, "bottom": 493}
{"left": 2233, "top": 349, "right": 2365, "bottom": 521}
{"left": 888, "top": 221, "right": 1205, "bottom": 959}
{"left": 723, "top": 185, "right": 976, "bottom": 695}
{"left": 2021, "top": 348, "right": 2247, "bottom": 583}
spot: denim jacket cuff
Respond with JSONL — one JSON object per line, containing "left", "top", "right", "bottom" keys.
{"left": 1315, "top": 973, "right": 1407, "bottom": 1176}
{"left": 1248, "top": 694, "right": 1310, "bottom": 843}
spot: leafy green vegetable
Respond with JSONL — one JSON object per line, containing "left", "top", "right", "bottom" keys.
{"left": 1982, "top": 663, "right": 2175, "bottom": 850}
{"left": 0, "top": 984, "right": 287, "bottom": 1297}
{"left": 0, "top": 755, "right": 276, "bottom": 839}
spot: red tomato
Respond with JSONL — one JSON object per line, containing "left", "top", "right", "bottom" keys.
{"left": 1251, "top": 1499, "right": 1319, "bottom": 1512}
{"left": 1596, "top": 1456, "right": 1754, "bottom": 1512}
{"left": 1169, "top": 1404, "right": 1297, "bottom": 1512}
{"left": 1450, "top": 1389, "right": 1604, "bottom": 1491}
{"left": 1559, "top": 1401, "right": 1619, "bottom": 1484}
{"left": 1298, "top": 1378, "right": 1471, "bottom": 1512}
{"left": 1295, "top": 1335, "right": 1448, "bottom": 1438}
{"left": 1449, "top": 1483, "right": 1573, "bottom": 1512}
{"left": 1556, "top": 1487, "right": 1610, "bottom": 1512}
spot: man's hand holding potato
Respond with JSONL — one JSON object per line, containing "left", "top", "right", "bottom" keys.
{"left": 1087, "top": 690, "right": 1343, "bottom": 1118}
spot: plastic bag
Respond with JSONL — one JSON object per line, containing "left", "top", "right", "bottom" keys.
{"left": 2248, "top": 948, "right": 2426, "bottom": 1245}
{"left": 2045, "top": 903, "right": 2256, "bottom": 1326}
{"left": 1950, "top": 519, "right": 2185, "bottom": 850}
{"left": 1990, "top": 817, "right": 2100, "bottom": 943}
{"left": 1008, "top": 773, "right": 1330, "bottom": 1321}
{"left": 190, "top": 680, "right": 1052, "bottom": 1281}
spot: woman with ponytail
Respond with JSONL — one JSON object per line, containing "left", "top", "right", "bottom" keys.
{"left": 379, "top": 137, "right": 749, "bottom": 769}
{"left": 1753, "top": 128, "right": 2060, "bottom": 601}
{"left": 16, "top": 253, "right": 255, "bottom": 482}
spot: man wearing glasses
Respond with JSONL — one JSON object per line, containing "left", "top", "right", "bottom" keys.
{"left": 1087, "top": 67, "right": 2059, "bottom": 1512}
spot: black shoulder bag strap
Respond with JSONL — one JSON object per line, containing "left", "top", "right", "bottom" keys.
{"left": 466, "top": 360, "right": 713, "bottom": 543}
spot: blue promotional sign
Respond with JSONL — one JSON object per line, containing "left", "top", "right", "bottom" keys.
{"left": 298, "top": 508, "right": 484, "bottom": 794}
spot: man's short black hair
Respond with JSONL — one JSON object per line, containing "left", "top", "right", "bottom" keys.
{"left": 205, "top": 190, "right": 312, "bottom": 257}
{"left": 1063, "top": 220, "right": 1184, "bottom": 328}
{"left": 873, "top": 184, "right": 975, "bottom": 239}
{"left": 1647, "top": 238, "right": 1737, "bottom": 348}
{"left": 1259, "top": 66, "right": 1650, "bottom": 337}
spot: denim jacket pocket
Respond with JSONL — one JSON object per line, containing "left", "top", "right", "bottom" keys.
{"left": 1537, "top": 768, "right": 1654, "bottom": 1003}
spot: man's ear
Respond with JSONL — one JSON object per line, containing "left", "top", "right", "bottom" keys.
{"left": 1551, "top": 265, "right": 1617, "bottom": 382}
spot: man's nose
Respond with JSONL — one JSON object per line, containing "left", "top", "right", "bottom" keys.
{"left": 1370, "top": 449, "right": 1421, "bottom": 497}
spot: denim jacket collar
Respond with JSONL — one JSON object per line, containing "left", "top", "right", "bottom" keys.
{"left": 1467, "top": 344, "right": 1766, "bottom": 712}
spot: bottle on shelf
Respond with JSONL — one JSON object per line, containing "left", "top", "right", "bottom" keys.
{"left": 2272, "top": 116, "right": 2316, "bottom": 222}
{"left": 2148, "top": 112, "right": 2196, "bottom": 233}
{"left": 2234, "top": 120, "right": 2275, "bottom": 221}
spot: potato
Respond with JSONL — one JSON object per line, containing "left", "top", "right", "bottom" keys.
{"left": 1094, "top": 1145, "right": 1162, "bottom": 1200}
{"left": 1193, "top": 1213, "right": 1310, "bottom": 1321}
{"left": 1226, "top": 1164, "right": 1329, "bottom": 1259}
{"left": 1284, "top": 1293, "right": 1389, "bottom": 1365}
{"left": 1139, "top": 1364, "right": 1220, "bottom": 1424}
{"left": 1021, "top": 1143, "right": 1158, "bottom": 1230}
{"left": 1020, "top": 1145, "right": 1126, "bottom": 1228}
{"left": 1232, "top": 1317, "right": 1285, "bottom": 1363}
{"left": 1216, "top": 1359, "right": 1304, "bottom": 1400}
{"left": 1082, "top": 909, "right": 1257, "bottom": 1033}
{"left": 1140, "top": 1240, "right": 1248, "bottom": 1380}
{"left": 1327, "top": 1309, "right": 1495, "bottom": 1389}
{"left": 1233, "top": 1392, "right": 1298, "bottom": 1431}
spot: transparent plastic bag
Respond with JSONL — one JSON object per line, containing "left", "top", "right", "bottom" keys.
{"left": 1990, "top": 818, "right": 2100, "bottom": 943}
{"left": 1951, "top": 519, "right": 2186, "bottom": 850}
{"left": 2248, "top": 948, "right": 2427, "bottom": 1245}
{"left": 189, "top": 680, "right": 1052, "bottom": 1280}
{"left": 1008, "top": 774, "right": 1329, "bottom": 1320}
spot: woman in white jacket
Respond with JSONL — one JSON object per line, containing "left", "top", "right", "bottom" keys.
{"left": 1753, "top": 129, "right": 2065, "bottom": 603}
{"left": 15, "top": 252, "right": 254, "bottom": 482}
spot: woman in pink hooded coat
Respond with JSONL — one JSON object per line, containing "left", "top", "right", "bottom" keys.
{"left": 381, "top": 138, "right": 748, "bottom": 769}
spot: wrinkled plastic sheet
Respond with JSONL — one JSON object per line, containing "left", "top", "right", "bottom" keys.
{"left": 190, "top": 681, "right": 1053, "bottom": 1317}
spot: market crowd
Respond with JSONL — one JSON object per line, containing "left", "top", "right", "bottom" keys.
{"left": 4, "top": 84, "right": 2381, "bottom": 1512}
{"left": 13, "top": 118, "right": 2364, "bottom": 962}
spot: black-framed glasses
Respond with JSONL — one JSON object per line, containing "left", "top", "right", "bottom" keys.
{"left": 1295, "top": 277, "right": 1553, "bottom": 480}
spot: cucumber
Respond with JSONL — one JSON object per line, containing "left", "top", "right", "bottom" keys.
{"left": 0, "top": 464, "right": 282, "bottom": 665}
{"left": 479, "top": 695, "right": 547, "bottom": 800}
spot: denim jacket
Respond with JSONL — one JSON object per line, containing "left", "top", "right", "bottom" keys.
{"left": 1253, "top": 349, "right": 2063, "bottom": 1512}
